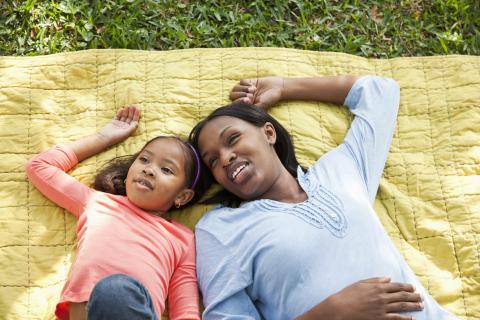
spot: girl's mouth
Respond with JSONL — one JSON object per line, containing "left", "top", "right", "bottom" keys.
{"left": 135, "top": 178, "right": 154, "bottom": 190}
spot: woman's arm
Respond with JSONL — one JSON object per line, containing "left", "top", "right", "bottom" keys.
{"left": 229, "top": 76, "right": 358, "bottom": 108}
{"left": 295, "top": 277, "right": 423, "bottom": 320}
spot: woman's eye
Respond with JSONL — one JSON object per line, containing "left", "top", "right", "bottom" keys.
{"left": 228, "top": 134, "right": 239, "bottom": 145}
{"left": 209, "top": 158, "right": 218, "bottom": 168}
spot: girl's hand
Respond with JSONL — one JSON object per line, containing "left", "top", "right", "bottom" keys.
{"left": 297, "top": 277, "right": 423, "bottom": 320}
{"left": 98, "top": 106, "right": 141, "bottom": 144}
{"left": 229, "top": 77, "right": 284, "bottom": 110}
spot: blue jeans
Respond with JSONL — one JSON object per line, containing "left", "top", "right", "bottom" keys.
{"left": 87, "top": 274, "right": 158, "bottom": 320}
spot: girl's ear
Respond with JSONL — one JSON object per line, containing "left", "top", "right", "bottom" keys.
{"left": 263, "top": 122, "right": 277, "bottom": 145}
{"left": 174, "top": 188, "right": 195, "bottom": 208}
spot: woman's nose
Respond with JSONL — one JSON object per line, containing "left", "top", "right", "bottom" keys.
{"left": 221, "top": 150, "right": 236, "bottom": 167}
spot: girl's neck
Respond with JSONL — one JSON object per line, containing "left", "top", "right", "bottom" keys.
{"left": 146, "top": 209, "right": 167, "bottom": 217}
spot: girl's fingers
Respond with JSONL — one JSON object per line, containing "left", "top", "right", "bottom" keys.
{"left": 386, "top": 301, "right": 424, "bottom": 313}
{"left": 132, "top": 107, "right": 141, "bottom": 123}
{"left": 119, "top": 107, "right": 128, "bottom": 122}
{"left": 126, "top": 106, "right": 135, "bottom": 124}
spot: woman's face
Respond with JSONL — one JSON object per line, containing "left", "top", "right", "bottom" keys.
{"left": 198, "top": 116, "right": 280, "bottom": 200}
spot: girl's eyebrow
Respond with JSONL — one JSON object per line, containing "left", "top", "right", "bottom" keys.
{"left": 143, "top": 149, "right": 180, "bottom": 170}
{"left": 142, "top": 150, "right": 153, "bottom": 155}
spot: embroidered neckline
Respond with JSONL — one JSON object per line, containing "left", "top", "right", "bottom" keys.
{"left": 243, "top": 166, "right": 348, "bottom": 238}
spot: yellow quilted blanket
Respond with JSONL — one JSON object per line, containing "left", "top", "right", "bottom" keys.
{"left": 0, "top": 48, "right": 478, "bottom": 320}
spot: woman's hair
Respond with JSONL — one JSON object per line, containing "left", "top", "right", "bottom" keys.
{"left": 189, "top": 102, "right": 305, "bottom": 207}
{"left": 93, "top": 136, "right": 210, "bottom": 209}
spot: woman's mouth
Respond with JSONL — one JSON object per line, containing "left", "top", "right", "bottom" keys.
{"left": 229, "top": 162, "right": 250, "bottom": 183}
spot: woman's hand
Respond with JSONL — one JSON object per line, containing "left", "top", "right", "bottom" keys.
{"left": 97, "top": 105, "right": 141, "bottom": 145}
{"left": 296, "top": 277, "right": 423, "bottom": 320}
{"left": 229, "top": 77, "right": 284, "bottom": 110}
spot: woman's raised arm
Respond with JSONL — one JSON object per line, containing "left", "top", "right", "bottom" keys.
{"left": 229, "top": 76, "right": 359, "bottom": 109}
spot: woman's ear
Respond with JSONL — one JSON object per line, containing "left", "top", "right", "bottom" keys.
{"left": 174, "top": 189, "right": 195, "bottom": 208}
{"left": 263, "top": 122, "right": 277, "bottom": 145}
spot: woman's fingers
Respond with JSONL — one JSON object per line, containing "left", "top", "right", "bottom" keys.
{"left": 230, "top": 86, "right": 256, "bottom": 101}
{"left": 384, "top": 282, "right": 415, "bottom": 293}
{"left": 386, "top": 301, "right": 424, "bottom": 313}
{"left": 360, "top": 277, "right": 391, "bottom": 284}
{"left": 231, "top": 93, "right": 254, "bottom": 104}
{"left": 386, "top": 291, "right": 422, "bottom": 303}
{"left": 385, "top": 314, "right": 418, "bottom": 320}
{"left": 239, "top": 78, "right": 257, "bottom": 87}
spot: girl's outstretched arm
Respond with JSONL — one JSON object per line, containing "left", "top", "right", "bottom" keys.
{"left": 26, "top": 106, "right": 140, "bottom": 217}
{"left": 230, "top": 76, "right": 359, "bottom": 109}
{"left": 69, "top": 105, "right": 140, "bottom": 161}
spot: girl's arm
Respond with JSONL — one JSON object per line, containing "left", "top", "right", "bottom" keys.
{"left": 68, "top": 106, "right": 140, "bottom": 162}
{"left": 167, "top": 234, "right": 201, "bottom": 320}
{"left": 26, "top": 106, "right": 140, "bottom": 217}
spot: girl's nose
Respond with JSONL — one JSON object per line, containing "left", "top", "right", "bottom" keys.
{"left": 142, "top": 166, "right": 155, "bottom": 177}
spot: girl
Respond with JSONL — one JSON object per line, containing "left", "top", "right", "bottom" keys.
{"left": 189, "top": 76, "right": 461, "bottom": 319}
{"left": 26, "top": 106, "right": 206, "bottom": 320}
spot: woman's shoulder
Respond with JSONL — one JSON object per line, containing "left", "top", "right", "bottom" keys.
{"left": 195, "top": 204, "right": 258, "bottom": 235}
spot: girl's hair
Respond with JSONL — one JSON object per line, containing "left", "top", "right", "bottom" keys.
{"left": 93, "top": 136, "right": 210, "bottom": 209}
{"left": 189, "top": 102, "right": 305, "bottom": 207}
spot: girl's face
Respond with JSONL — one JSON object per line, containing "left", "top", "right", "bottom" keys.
{"left": 125, "top": 138, "right": 193, "bottom": 213}
{"left": 198, "top": 116, "right": 280, "bottom": 201}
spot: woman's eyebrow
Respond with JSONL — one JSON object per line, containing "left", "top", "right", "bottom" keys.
{"left": 201, "top": 125, "right": 232, "bottom": 159}
{"left": 219, "top": 126, "right": 232, "bottom": 139}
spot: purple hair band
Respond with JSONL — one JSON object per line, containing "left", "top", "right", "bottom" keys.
{"left": 187, "top": 143, "right": 201, "bottom": 189}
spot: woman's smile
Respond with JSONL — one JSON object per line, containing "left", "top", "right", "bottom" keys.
{"left": 228, "top": 161, "right": 250, "bottom": 183}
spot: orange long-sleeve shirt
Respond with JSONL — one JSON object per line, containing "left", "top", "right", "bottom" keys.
{"left": 26, "top": 145, "right": 200, "bottom": 320}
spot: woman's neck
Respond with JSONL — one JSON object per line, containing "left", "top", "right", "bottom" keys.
{"left": 257, "top": 166, "right": 307, "bottom": 203}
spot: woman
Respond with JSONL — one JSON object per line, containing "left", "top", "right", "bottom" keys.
{"left": 189, "top": 75, "right": 460, "bottom": 319}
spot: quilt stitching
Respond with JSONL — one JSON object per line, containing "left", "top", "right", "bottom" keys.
{"left": 0, "top": 48, "right": 478, "bottom": 319}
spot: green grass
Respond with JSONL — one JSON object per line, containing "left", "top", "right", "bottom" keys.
{"left": 0, "top": 0, "right": 479, "bottom": 57}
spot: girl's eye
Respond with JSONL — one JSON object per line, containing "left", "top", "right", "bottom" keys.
{"left": 139, "top": 156, "right": 148, "bottom": 163}
{"left": 161, "top": 167, "right": 173, "bottom": 174}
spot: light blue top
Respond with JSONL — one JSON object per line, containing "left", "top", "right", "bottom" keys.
{"left": 195, "top": 76, "right": 460, "bottom": 320}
